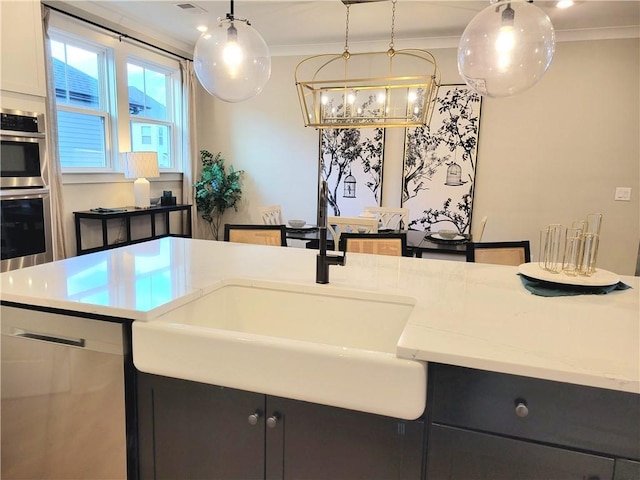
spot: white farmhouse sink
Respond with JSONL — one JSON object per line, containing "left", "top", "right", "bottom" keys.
{"left": 133, "top": 278, "right": 426, "bottom": 420}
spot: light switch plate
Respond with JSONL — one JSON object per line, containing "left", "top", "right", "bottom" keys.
{"left": 614, "top": 187, "right": 632, "bottom": 201}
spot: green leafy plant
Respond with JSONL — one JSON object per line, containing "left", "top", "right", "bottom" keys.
{"left": 193, "top": 150, "right": 244, "bottom": 240}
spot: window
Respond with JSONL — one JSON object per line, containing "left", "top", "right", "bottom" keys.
{"left": 49, "top": 16, "right": 183, "bottom": 174}
{"left": 127, "top": 62, "right": 174, "bottom": 168}
{"left": 51, "top": 38, "right": 109, "bottom": 169}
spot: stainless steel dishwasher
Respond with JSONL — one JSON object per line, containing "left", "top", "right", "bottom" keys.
{"left": 1, "top": 305, "right": 127, "bottom": 479}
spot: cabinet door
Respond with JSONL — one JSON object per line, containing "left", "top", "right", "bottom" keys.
{"left": 137, "top": 373, "right": 265, "bottom": 480}
{"left": 0, "top": 0, "right": 46, "bottom": 97}
{"left": 427, "top": 424, "right": 614, "bottom": 480}
{"left": 267, "top": 396, "right": 424, "bottom": 480}
{"left": 613, "top": 459, "right": 640, "bottom": 480}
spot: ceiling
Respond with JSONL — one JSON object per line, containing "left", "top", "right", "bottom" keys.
{"left": 49, "top": 1, "right": 640, "bottom": 56}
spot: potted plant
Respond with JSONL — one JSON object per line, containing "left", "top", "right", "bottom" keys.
{"left": 193, "top": 150, "right": 244, "bottom": 240}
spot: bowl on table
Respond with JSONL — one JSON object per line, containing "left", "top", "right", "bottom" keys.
{"left": 288, "top": 220, "right": 306, "bottom": 228}
{"left": 438, "top": 229, "right": 459, "bottom": 240}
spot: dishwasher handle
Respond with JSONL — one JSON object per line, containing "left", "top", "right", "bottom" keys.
{"left": 13, "top": 329, "right": 86, "bottom": 348}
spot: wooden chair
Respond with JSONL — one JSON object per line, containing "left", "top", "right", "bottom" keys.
{"left": 259, "top": 205, "right": 283, "bottom": 225}
{"left": 363, "top": 206, "right": 409, "bottom": 230}
{"left": 472, "top": 215, "right": 488, "bottom": 242}
{"left": 224, "top": 224, "right": 287, "bottom": 246}
{"left": 339, "top": 232, "right": 410, "bottom": 257}
{"left": 327, "top": 216, "right": 378, "bottom": 251}
{"left": 466, "top": 241, "right": 531, "bottom": 266}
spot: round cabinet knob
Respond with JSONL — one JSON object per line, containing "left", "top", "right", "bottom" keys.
{"left": 266, "top": 415, "right": 279, "bottom": 428}
{"left": 248, "top": 412, "right": 261, "bottom": 426}
{"left": 514, "top": 399, "right": 529, "bottom": 418}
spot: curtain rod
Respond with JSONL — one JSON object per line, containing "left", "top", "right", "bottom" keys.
{"left": 43, "top": 3, "right": 192, "bottom": 62}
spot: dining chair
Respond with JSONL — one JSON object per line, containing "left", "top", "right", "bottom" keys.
{"left": 224, "top": 224, "right": 287, "bottom": 246}
{"left": 339, "top": 232, "right": 410, "bottom": 257}
{"left": 363, "top": 206, "right": 409, "bottom": 230}
{"left": 472, "top": 215, "right": 488, "bottom": 242}
{"left": 327, "top": 216, "right": 378, "bottom": 251}
{"left": 466, "top": 241, "right": 531, "bottom": 266}
{"left": 259, "top": 205, "right": 283, "bottom": 225}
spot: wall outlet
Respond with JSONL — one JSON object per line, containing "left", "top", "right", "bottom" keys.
{"left": 614, "top": 187, "right": 632, "bottom": 201}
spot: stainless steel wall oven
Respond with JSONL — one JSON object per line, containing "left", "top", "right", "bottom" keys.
{"left": 1, "top": 109, "right": 53, "bottom": 272}
{"left": 0, "top": 188, "right": 53, "bottom": 272}
{"left": 1, "top": 109, "right": 47, "bottom": 188}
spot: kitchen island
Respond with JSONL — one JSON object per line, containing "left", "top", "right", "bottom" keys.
{"left": 1, "top": 237, "right": 638, "bottom": 479}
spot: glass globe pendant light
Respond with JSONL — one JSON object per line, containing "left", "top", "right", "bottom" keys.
{"left": 194, "top": 0, "right": 271, "bottom": 103}
{"left": 458, "top": 0, "right": 555, "bottom": 98}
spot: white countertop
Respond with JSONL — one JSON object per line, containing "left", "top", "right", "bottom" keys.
{"left": 1, "top": 237, "right": 638, "bottom": 394}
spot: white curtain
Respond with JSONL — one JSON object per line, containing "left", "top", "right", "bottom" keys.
{"left": 42, "top": 6, "right": 68, "bottom": 260}
{"left": 180, "top": 60, "right": 200, "bottom": 239}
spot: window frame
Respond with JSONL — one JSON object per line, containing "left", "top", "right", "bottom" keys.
{"left": 126, "top": 57, "right": 181, "bottom": 170}
{"left": 50, "top": 32, "right": 116, "bottom": 173}
{"left": 48, "top": 12, "right": 184, "bottom": 177}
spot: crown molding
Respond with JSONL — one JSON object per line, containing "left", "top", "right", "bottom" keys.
{"left": 271, "top": 25, "right": 640, "bottom": 57}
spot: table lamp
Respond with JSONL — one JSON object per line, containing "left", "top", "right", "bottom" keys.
{"left": 122, "top": 151, "right": 160, "bottom": 209}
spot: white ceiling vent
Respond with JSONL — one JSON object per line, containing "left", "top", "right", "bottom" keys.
{"left": 174, "top": 3, "right": 207, "bottom": 14}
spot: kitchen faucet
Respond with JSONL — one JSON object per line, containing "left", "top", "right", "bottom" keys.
{"left": 316, "top": 180, "right": 346, "bottom": 284}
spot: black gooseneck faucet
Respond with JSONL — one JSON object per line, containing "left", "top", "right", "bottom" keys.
{"left": 316, "top": 180, "right": 346, "bottom": 284}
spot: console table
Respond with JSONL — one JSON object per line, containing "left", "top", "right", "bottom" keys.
{"left": 73, "top": 205, "right": 192, "bottom": 255}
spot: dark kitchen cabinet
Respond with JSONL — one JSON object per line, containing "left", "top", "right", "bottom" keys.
{"left": 137, "top": 373, "right": 265, "bottom": 479}
{"left": 137, "top": 372, "right": 424, "bottom": 480}
{"left": 269, "top": 396, "right": 424, "bottom": 480}
{"left": 427, "top": 424, "right": 614, "bottom": 480}
{"left": 426, "top": 364, "right": 640, "bottom": 480}
{"left": 613, "top": 459, "right": 640, "bottom": 480}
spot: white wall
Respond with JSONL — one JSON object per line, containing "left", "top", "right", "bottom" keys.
{"left": 197, "top": 38, "right": 639, "bottom": 275}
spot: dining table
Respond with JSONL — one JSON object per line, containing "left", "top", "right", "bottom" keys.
{"left": 285, "top": 227, "right": 471, "bottom": 258}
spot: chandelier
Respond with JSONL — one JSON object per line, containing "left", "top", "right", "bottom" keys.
{"left": 295, "top": 0, "right": 441, "bottom": 129}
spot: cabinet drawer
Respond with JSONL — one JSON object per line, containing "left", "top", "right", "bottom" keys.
{"left": 430, "top": 364, "right": 640, "bottom": 460}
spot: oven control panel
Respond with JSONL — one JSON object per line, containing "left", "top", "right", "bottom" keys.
{"left": 1, "top": 111, "right": 41, "bottom": 133}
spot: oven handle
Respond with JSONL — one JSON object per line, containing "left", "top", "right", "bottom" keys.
{"left": 0, "top": 130, "right": 46, "bottom": 139}
{"left": 0, "top": 187, "right": 50, "bottom": 199}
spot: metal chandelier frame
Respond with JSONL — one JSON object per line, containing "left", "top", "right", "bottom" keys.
{"left": 295, "top": 0, "right": 441, "bottom": 129}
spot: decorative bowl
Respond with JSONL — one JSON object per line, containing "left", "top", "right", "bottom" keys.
{"left": 288, "top": 220, "right": 306, "bottom": 228}
{"left": 438, "top": 229, "right": 458, "bottom": 240}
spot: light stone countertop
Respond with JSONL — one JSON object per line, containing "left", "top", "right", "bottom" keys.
{"left": 1, "top": 237, "right": 638, "bottom": 394}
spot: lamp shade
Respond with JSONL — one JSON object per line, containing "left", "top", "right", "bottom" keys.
{"left": 122, "top": 151, "right": 160, "bottom": 179}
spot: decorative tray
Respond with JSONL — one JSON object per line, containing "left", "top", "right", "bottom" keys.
{"left": 518, "top": 262, "right": 620, "bottom": 287}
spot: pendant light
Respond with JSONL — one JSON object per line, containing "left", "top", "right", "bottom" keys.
{"left": 458, "top": 0, "right": 555, "bottom": 98}
{"left": 295, "top": 0, "right": 440, "bottom": 129}
{"left": 194, "top": 0, "right": 271, "bottom": 103}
